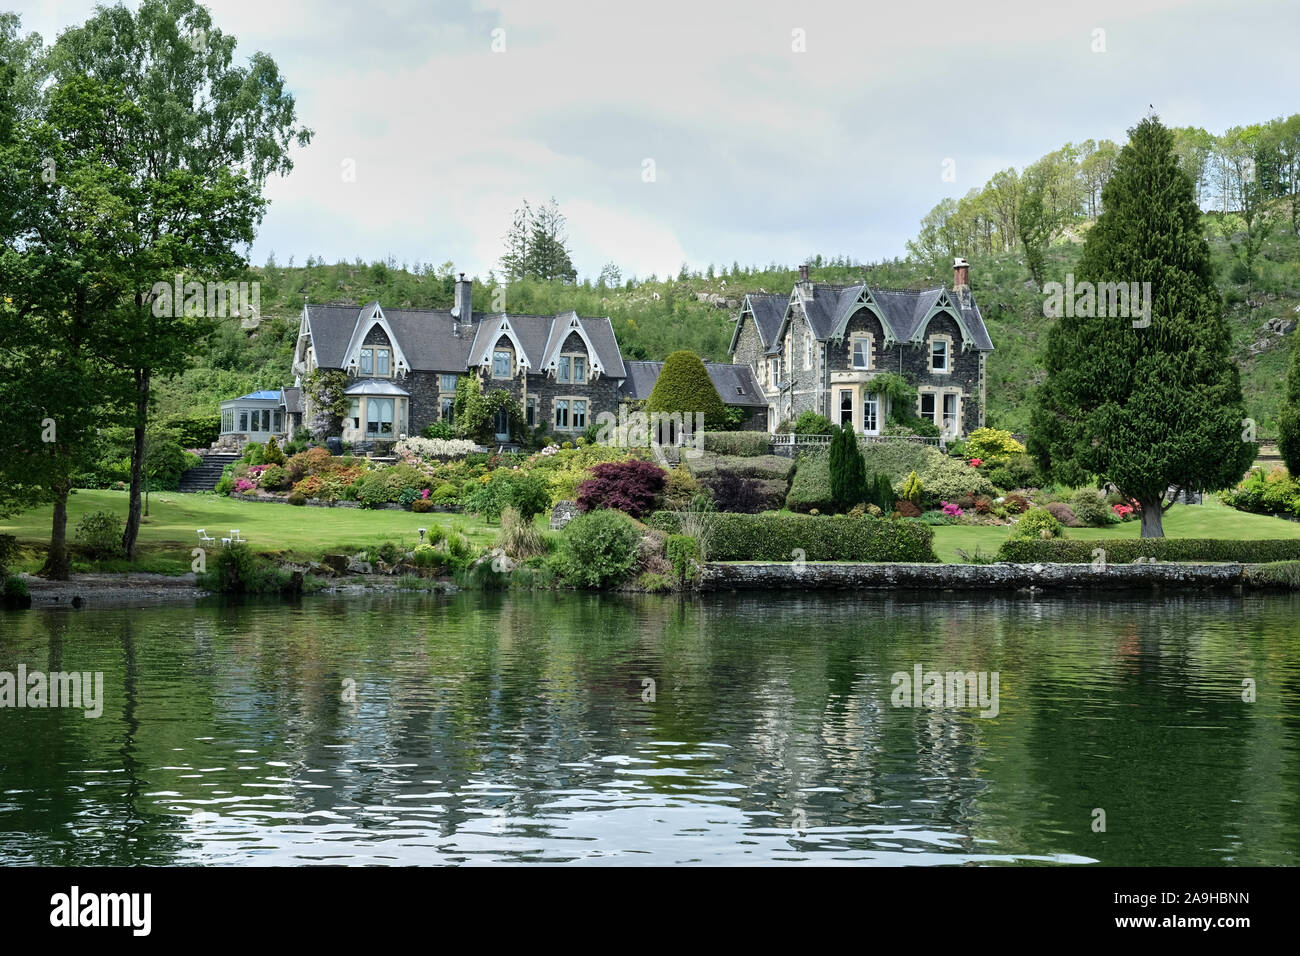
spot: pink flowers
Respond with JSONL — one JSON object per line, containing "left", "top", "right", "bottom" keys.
{"left": 968, "top": 458, "right": 983, "bottom": 468}
{"left": 1112, "top": 503, "right": 1134, "bottom": 518}
{"left": 234, "top": 478, "right": 255, "bottom": 493}
{"left": 420, "top": 488, "right": 431, "bottom": 500}
{"left": 941, "top": 500, "right": 964, "bottom": 517}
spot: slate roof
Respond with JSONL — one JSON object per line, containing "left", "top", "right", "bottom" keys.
{"left": 303, "top": 304, "right": 626, "bottom": 377}
{"left": 281, "top": 386, "right": 303, "bottom": 415}
{"left": 740, "top": 294, "right": 787, "bottom": 351}
{"left": 619, "top": 360, "right": 765, "bottom": 408}
{"left": 343, "top": 379, "right": 410, "bottom": 396}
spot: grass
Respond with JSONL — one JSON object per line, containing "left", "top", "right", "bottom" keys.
{"left": 1, "top": 490, "right": 503, "bottom": 575}
{"left": 932, "top": 496, "right": 1300, "bottom": 563}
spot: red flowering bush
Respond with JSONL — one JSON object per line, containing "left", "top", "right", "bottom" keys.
{"left": 968, "top": 458, "right": 983, "bottom": 468}
{"left": 576, "top": 460, "right": 667, "bottom": 518}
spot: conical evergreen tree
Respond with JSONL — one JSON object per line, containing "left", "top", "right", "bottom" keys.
{"left": 646, "top": 350, "right": 729, "bottom": 430}
{"left": 828, "top": 424, "right": 866, "bottom": 511}
{"left": 1029, "top": 116, "right": 1255, "bottom": 537}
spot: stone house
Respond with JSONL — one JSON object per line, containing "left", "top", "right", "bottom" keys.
{"left": 729, "top": 259, "right": 994, "bottom": 437}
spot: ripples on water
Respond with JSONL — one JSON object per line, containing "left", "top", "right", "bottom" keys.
{"left": 1, "top": 591, "right": 1297, "bottom": 865}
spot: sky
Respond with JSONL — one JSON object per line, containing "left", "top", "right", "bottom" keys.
{"left": 13, "top": 0, "right": 1300, "bottom": 281}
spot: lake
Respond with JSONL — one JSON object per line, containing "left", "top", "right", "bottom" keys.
{"left": 1, "top": 591, "right": 1297, "bottom": 865}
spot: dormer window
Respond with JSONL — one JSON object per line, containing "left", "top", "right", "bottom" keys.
{"left": 850, "top": 334, "right": 873, "bottom": 370}
{"left": 493, "top": 349, "right": 512, "bottom": 379}
{"left": 359, "top": 347, "right": 392, "bottom": 377}
{"left": 557, "top": 353, "right": 587, "bottom": 384}
{"left": 929, "top": 335, "right": 952, "bottom": 373}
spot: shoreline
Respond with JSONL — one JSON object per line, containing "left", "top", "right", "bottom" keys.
{"left": 6, "top": 560, "right": 1298, "bottom": 610}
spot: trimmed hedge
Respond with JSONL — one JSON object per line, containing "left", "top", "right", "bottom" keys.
{"left": 702, "top": 431, "right": 770, "bottom": 457}
{"left": 996, "top": 538, "right": 1300, "bottom": 564}
{"left": 646, "top": 511, "right": 938, "bottom": 562}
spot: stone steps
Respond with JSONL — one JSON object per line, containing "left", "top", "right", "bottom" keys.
{"left": 178, "top": 453, "right": 241, "bottom": 493}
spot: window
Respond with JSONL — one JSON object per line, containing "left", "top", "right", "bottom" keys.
{"left": 526, "top": 397, "right": 537, "bottom": 427}
{"left": 863, "top": 393, "right": 879, "bottom": 434}
{"left": 238, "top": 410, "right": 248, "bottom": 432}
{"left": 376, "top": 349, "right": 390, "bottom": 377}
{"left": 930, "top": 338, "right": 949, "bottom": 372}
{"left": 557, "top": 355, "right": 570, "bottom": 383}
{"left": 360, "top": 348, "right": 373, "bottom": 375}
{"left": 493, "top": 350, "right": 511, "bottom": 378}
{"left": 572, "top": 400, "right": 587, "bottom": 430}
{"left": 572, "top": 356, "right": 586, "bottom": 384}
{"left": 943, "top": 393, "right": 959, "bottom": 435}
{"left": 839, "top": 390, "right": 853, "bottom": 428}
{"left": 367, "top": 398, "right": 395, "bottom": 435}
{"left": 221, "top": 409, "right": 233, "bottom": 432}
{"left": 440, "top": 374, "right": 458, "bottom": 392}
{"left": 554, "top": 399, "right": 569, "bottom": 430}
{"left": 273, "top": 410, "right": 283, "bottom": 433}
{"left": 440, "top": 398, "right": 454, "bottom": 423}
{"left": 557, "top": 354, "right": 587, "bottom": 384}
{"left": 350, "top": 400, "right": 361, "bottom": 429}
{"left": 262, "top": 409, "right": 271, "bottom": 432}
{"left": 804, "top": 336, "right": 812, "bottom": 370}
{"left": 920, "top": 392, "right": 936, "bottom": 425}
{"left": 768, "top": 359, "right": 778, "bottom": 384}
{"left": 852, "top": 338, "right": 871, "bottom": 370}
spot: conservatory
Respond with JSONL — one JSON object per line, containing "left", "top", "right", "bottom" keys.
{"left": 219, "top": 390, "right": 290, "bottom": 441}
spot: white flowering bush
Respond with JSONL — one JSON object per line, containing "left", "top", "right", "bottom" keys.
{"left": 396, "top": 437, "right": 478, "bottom": 460}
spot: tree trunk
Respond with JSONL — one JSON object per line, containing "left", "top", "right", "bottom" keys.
{"left": 1138, "top": 495, "right": 1165, "bottom": 538}
{"left": 122, "top": 368, "right": 150, "bottom": 559}
{"left": 40, "top": 482, "right": 71, "bottom": 580}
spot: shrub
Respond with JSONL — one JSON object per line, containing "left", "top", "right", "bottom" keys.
{"left": 285, "top": 446, "right": 331, "bottom": 481}
{"left": 558, "top": 508, "right": 644, "bottom": 588}
{"left": 666, "top": 534, "right": 700, "bottom": 585}
{"left": 646, "top": 511, "right": 937, "bottom": 562}
{"left": 702, "top": 431, "right": 769, "bottom": 456}
{"left": 1009, "top": 507, "right": 1065, "bottom": 540}
{"left": 901, "top": 470, "right": 923, "bottom": 505}
{"left": 421, "top": 421, "right": 456, "bottom": 440}
{"left": 3, "top": 574, "right": 29, "bottom": 599}
{"left": 396, "top": 436, "right": 479, "bottom": 459}
{"left": 496, "top": 507, "right": 548, "bottom": 559}
{"left": 913, "top": 456, "right": 996, "bottom": 506}
{"left": 1003, "top": 493, "right": 1030, "bottom": 514}
{"left": 793, "top": 411, "right": 836, "bottom": 436}
{"left": 962, "top": 427, "right": 1025, "bottom": 464}
{"left": 988, "top": 454, "right": 1041, "bottom": 491}
{"left": 288, "top": 490, "right": 307, "bottom": 506}
{"left": 894, "top": 500, "right": 922, "bottom": 518}
{"left": 199, "top": 542, "right": 298, "bottom": 594}
{"left": 786, "top": 453, "right": 832, "bottom": 513}
{"left": 663, "top": 465, "right": 705, "bottom": 510}
{"left": 75, "top": 511, "right": 124, "bottom": 559}
{"left": 260, "top": 465, "right": 289, "bottom": 491}
{"left": 998, "top": 538, "right": 1300, "bottom": 564}
{"left": 241, "top": 441, "right": 264, "bottom": 465}
{"left": 1069, "top": 487, "right": 1110, "bottom": 526}
{"left": 411, "top": 544, "right": 449, "bottom": 570}
{"left": 703, "top": 468, "right": 763, "bottom": 513}
{"left": 398, "top": 487, "right": 421, "bottom": 508}
{"left": 861, "top": 441, "right": 947, "bottom": 483}
{"left": 463, "top": 468, "right": 551, "bottom": 521}
{"left": 262, "top": 436, "right": 285, "bottom": 466}
{"left": 1045, "top": 501, "right": 1082, "bottom": 527}
{"left": 0, "top": 533, "right": 17, "bottom": 577}
{"left": 645, "top": 350, "right": 729, "bottom": 430}
{"left": 411, "top": 499, "right": 435, "bottom": 513}
{"left": 829, "top": 425, "right": 867, "bottom": 510}
{"left": 430, "top": 482, "right": 460, "bottom": 504}
{"left": 865, "top": 472, "right": 898, "bottom": 513}
{"left": 576, "top": 460, "right": 667, "bottom": 518}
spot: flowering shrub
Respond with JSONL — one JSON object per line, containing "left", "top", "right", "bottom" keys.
{"left": 1112, "top": 503, "right": 1134, "bottom": 519}
{"left": 968, "top": 458, "right": 983, "bottom": 468}
{"left": 940, "top": 500, "right": 964, "bottom": 517}
{"left": 577, "top": 460, "right": 668, "bottom": 518}
{"left": 234, "top": 478, "right": 256, "bottom": 493}
{"left": 395, "top": 436, "right": 479, "bottom": 460}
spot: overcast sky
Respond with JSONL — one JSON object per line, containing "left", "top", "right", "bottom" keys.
{"left": 14, "top": 0, "right": 1300, "bottom": 281}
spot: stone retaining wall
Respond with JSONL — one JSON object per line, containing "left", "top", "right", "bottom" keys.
{"left": 699, "top": 561, "right": 1251, "bottom": 592}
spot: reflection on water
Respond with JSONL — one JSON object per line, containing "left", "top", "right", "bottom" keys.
{"left": 1, "top": 591, "right": 1298, "bottom": 865}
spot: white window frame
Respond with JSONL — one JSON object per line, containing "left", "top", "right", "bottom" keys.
{"left": 492, "top": 349, "right": 512, "bottom": 379}
{"left": 863, "top": 392, "right": 880, "bottom": 435}
{"left": 554, "top": 398, "right": 570, "bottom": 430}
{"left": 850, "top": 333, "right": 873, "bottom": 370}
{"left": 366, "top": 398, "right": 396, "bottom": 436}
{"left": 929, "top": 334, "right": 952, "bottom": 373}
{"left": 919, "top": 390, "right": 937, "bottom": 426}
{"left": 803, "top": 335, "right": 812, "bottom": 370}
{"left": 554, "top": 396, "right": 588, "bottom": 431}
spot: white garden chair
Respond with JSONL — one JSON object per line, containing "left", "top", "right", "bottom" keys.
{"left": 197, "top": 529, "right": 216, "bottom": 545}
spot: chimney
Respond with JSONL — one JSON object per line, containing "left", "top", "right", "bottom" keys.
{"left": 953, "top": 257, "right": 969, "bottom": 290}
{"left": 453, "top": 272, "right": 472, "bottom": 324}
{"left": 799, "top": 264, "right": 809, "bottom": 282}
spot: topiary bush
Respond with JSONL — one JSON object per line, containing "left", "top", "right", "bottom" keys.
{"left": 702, "top": 431, "right": 770, "bottom": 456}
{"left": 703, "top": 468, "right": 763, "bottom": 513}
{"left": 576, "top": 460, "right": 667, "bottom": 518}
{"left": 1009, "top": 507, "right": 1065, "bottom": 540}
{"left": 558, "top": 508, "right": 644, "bottom": 588}
{"left": 645, "top": 350, "right": 729, "bottom": 430}
{"left": 647, "top": 511, "right": 937, "bottom": 562}
{"left": 786, "top": 451, "right": 833, "bottom": 513}
{"left": 262, "top": 435, "right": 286, "bottom": 466}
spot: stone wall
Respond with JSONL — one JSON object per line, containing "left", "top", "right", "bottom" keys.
{"left": 699, "top": 561, "right": 1248, "bottom": 592}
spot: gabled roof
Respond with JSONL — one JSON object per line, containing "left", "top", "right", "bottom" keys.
{"left": 729, "top": 293, "right": 787, "bottom": 354}
{"left": 468, "top": 312, "right": 626, "bottom": 379}
{"left": 281, "top": 386, "right": 303, "bottom": 415}
{"left": 618, "top": 360, "right": 765, "bottom": 407}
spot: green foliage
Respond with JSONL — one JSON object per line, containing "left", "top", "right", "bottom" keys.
{"left": 1029, "top": 116, "right": 1255, "bottom": 536}
{"left": 3, "top": 574, "right": 29, "bottom": 600}
{"left": 287, "top": 490, "right": 307, "bottom": 506}
{"left": 702, "top": 431, "right": 769, "bottom": 456}
{"left": 963, "top": 427, "right": 1025, "bottom": 464}
{"left": 861, "top": 441, "right": 946, "bottom": 482}
{"left": 645, "top": 350, "right": 729, "bottom": 429}
{"left": 304, "top": 369, "right": 350, "bottom": 441}
{"left": 665, "top": 534, "right": 700, "bottom": 584}
{"left": 0, "top": 533, "right": 17, "bottom": 576}
{"left": 495, "top": 506, "right": 548, "bottom": 559}
{"left": 828, "top": 425, "right": 867, "bottom": 510}
{"left": 914, "top": 456, "right": 997, "bottom": 506}
{"left": 462, "top": 468, "right": 552, "bottom": 521}
{"left": 422, "top": 421, "right": 455, "bottom": 440}
{"left": 1278, "top": 334, "right": 1300, "bottom": 475}
{"left": 262, "top": 436, "right": 285, "bottom": 466}
{"left": 647, "top": 511, "right": 938, "bottom": 562}
{"left": 793, "top": 411, "right": 835, "bottom": 436}
{"left": 1009, "top": 507, "right": 1065, "bottom": 541}
{"left": 557, "top": 508, "right": 643, "bottom": 589}
{"left": 260, "top": 465, "right": 289, "bottom": 491}
{"left": 902, "top": 471, "right": 923, "bottom": 505}
{"left": 199, "top": 542, "right": 300, "bottom": 594}
{"left": 999, "top": 537, "right": 1300, "bottom": 564}
{"left": 1069, "top": 487, "right": 1112, "bottom": 526}
{"left": 74, "top": 510, "right": 124, "bottom": 559}
{"left": 988, "top": 454, "right": 1042, "bottom": 491}
{"left": 1218, "top": 466, "right": 1300, "bottom": 516}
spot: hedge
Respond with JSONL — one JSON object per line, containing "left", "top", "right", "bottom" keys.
{"left": 646, "top": 511, "right": 938, "bottom": 562}
{"left": 996, "top": 538, "right": 1300, "bottom": 564}
{"left": 702, "top": 431, "right": 770, "bottom": 457}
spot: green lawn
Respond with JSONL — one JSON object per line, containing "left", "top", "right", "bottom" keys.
{"left": 2, "top": 490, "right": 502, "bottom": 574}
{"left": 929, "top": 496, "right": 1300, "bottom": 562}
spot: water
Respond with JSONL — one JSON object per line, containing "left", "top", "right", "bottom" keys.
{"left": 1, "top": 591, "right": 1297, "bottom": 866}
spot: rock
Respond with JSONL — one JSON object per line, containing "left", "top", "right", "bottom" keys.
{"left": 347, "top": 552, "right": 373, "bottom": 574}
{"left": 550, "top": 500, "right": 579, "bottom": 530}
{"left": 321, "top": 554, "right": 349, "bottom": 574}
